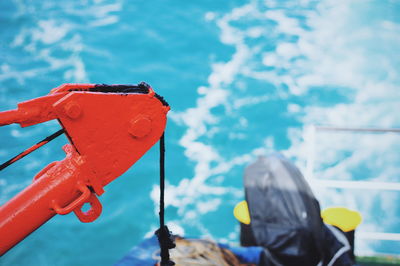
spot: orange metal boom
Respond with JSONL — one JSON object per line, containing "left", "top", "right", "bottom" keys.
{"left": 0, "top": 83, "right": 169, "bottom": 255}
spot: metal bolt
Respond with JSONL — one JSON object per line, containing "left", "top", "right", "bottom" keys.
{"left": 129, "top": 117, "right": 152, "bottom": 138}
{"left": 64, "top": 102, "right": 82, "bottom": 119}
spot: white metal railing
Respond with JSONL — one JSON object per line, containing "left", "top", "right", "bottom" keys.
{"left": 311, "top": 180, "right": 400, "bottom": 191}
{"left": 304, "top": 125, "right": 400, "bottom": 245}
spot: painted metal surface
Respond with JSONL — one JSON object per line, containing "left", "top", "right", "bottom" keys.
{"left": 0, "top": 83, "right": 169, "bottom": 255}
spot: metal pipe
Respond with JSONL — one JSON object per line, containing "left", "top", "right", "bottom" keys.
{"left": 315, "top": 126, "right": 400, "bottom": 133}
{"left": 0, "top": 110, "right": 20, "bottom": 126}
{"left": 0, "top": 158, "right": 80, "bottom": 255}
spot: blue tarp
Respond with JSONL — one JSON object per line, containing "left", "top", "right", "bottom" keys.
{"left": 115, "top": 236, "right": 159, "bottom": 266}
{"left": 115, "top": 236, "right": 263, "bottom": 266}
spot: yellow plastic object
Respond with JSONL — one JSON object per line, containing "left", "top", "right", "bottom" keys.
{"left": 234, "top": 200, "right": 251, "bottom": 225}
{"left": 321, "top": 207, "right": 362, "bottom": 232}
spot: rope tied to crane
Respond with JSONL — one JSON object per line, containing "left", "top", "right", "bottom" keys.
{"left": 155, "top": 133, "right": 176, "bottom": 266}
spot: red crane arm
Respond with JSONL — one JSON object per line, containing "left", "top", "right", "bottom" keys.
{"left": 0, "top": 83, "right": 169, "bottom": 255}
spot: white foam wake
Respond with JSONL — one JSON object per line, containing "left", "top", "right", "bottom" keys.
{"left": 155, "top": 0, "right": 400, "bottom": 251}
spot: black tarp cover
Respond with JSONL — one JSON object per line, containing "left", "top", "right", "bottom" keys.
{"left": 241, "top": 154, "right": 354, "bottom": 266}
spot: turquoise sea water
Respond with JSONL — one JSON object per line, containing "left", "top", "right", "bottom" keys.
{"left": 1, "top": 0, "right": 400, "bottom": 265}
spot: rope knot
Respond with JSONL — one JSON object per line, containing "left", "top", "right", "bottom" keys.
{"left": 155, "top": 225, "right": 175, "bottom": 266}
{"left": 155, "top": 225, "right": 176, "bottom": 250}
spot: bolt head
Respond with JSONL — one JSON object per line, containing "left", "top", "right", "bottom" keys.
{"left": 65, "top": 102, "right": 82, "bottom": 119}
{"left": 129, "top": 117, "right": 152, "bottom": 138}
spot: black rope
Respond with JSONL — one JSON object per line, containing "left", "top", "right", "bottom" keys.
{"left": 69, "top": 82, "right": 170, "bottom": 107}
{"left": 160, "top": 133, "right": 166, "bottom": 227}
{"left": 155, "top": 133, "right": 175, "bottom": 266}
{"left": 0, "top": 129, "right": 64, "bottom": 171}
